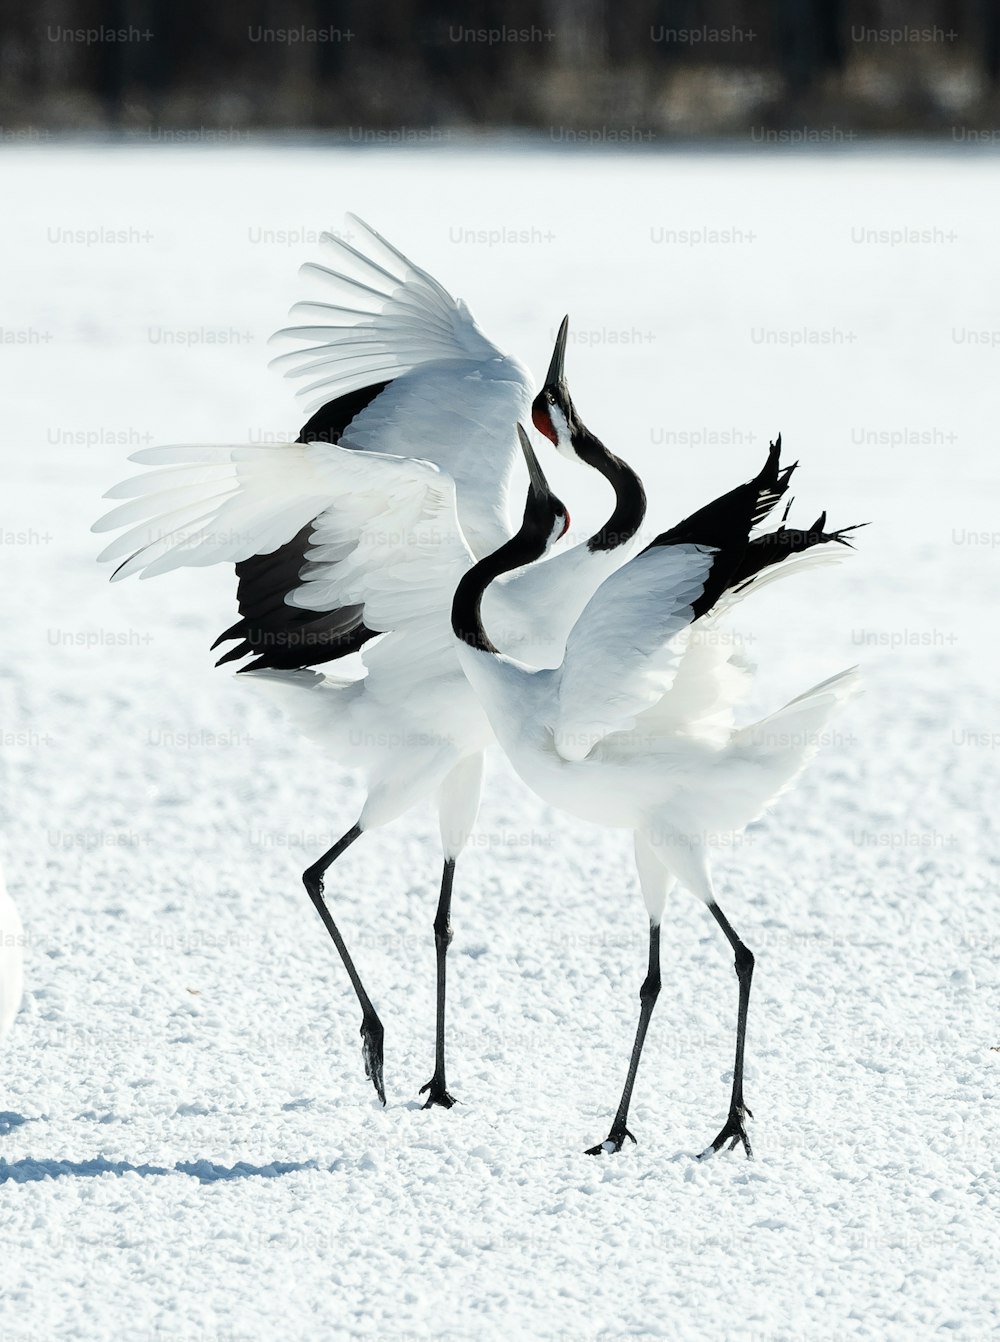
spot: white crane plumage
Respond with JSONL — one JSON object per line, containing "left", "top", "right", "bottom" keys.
{"left": 314, "top": 423, "right": 860, "bottom": 1154}
{"left": 93, "top": 219, "right": 645, "bottom": 1109}
{"left": 450, "top": 428, "right": 863, "bottom": 1155}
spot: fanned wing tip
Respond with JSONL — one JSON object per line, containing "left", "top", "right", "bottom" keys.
{"left": 345, "top": 213, "right": 387, "bottom": 244}
{"left": 109, "top": 551, "right": 140, "bottom": 581}
{"left": 807, "top": 513, "right": 869, "bottom": 547}
{"left": 777, "top": 459, "right": 799, "bottom": 490}
{"left": 344, "top": 213, "right": 447, "bottom": 297}
{"left": 319, "top": 229, "right": 406, "bottom": 291}
{"left": 750, "top": 436, "right": 794, "bottom": 529}
{"left": 760, "top": 434, "right": 783, "bottom": 487}
{"left": 267, "top": 305, "right": 374, "bottom": 346}
{"left": 215, "top": 643, "right": 252, "bottom": 668}
{"left": 210, "top": 620, "right": 245, "bottom": 652}
{"left": 344, "top": 213, "right": 405, "bottom": 264}
{"left": 826, "top": 520, "right": 869, "bottom": 548}
{"left": 729, "top": 505, "right": 865, "bottom": 595}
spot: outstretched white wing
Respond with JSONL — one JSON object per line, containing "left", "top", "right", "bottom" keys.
{"left": 268, "top": 214, "right": 521, "bottom": 413}
{"left": 552, "top": 543, "right": 717, "bottom": 762}
{"left": 95, "top": 215, "right": 536, "bottom": 666}
{"left": 269, "top": 216, "right": 533, "bottom": 557}
{"left": 95, "top": 443, "right": 337, "bottom": 580}
{"left": 93, "top": 440, "right": 473, "bottom": 635}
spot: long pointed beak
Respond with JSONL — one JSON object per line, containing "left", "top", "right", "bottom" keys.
{"left": 544, "top": 316, "right": 569, "bottom": 387}
{"left": 517, "top": 424, "right": 551, "bottom": 497}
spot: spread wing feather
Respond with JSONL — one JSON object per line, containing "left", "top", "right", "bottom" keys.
{"left": 93, "top": 441, "right": 474, "bottom": 643}
{"left": 268, "top": 215, "right": 506, "bottom": 413}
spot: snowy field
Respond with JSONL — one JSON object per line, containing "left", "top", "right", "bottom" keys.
{"left": 1, "top": 142, "right": 998, "bottom": 1340}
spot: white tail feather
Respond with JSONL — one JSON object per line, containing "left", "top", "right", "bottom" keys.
{"left": 711, "top": 665, "right": 861, "bottom": 830}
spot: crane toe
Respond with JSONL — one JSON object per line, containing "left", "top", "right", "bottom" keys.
{"left": 585, "top": 1126, "right": 637, "bottom": 1156}
{"left": 698, "top": 1105, "right": 753, "bottom": 1160}
{"left": 419, "top": 1079, "right": 458, "bottom": 1109}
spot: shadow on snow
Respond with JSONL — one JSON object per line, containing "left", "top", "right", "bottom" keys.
{"left": 0, "top": 1156, "right": 319, "bottom": 1184}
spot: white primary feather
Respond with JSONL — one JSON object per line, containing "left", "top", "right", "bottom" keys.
{"left": 267, "top": 216, "right": 534, "bottom": 556}
{"left": 94, "top": 442, "right": 472, "bottom": 621}
{"left": 94, "top": 444, "right": 321, "bottom": 578}
{"left": 268, "top": 215, "right": 505, "bottom": 409}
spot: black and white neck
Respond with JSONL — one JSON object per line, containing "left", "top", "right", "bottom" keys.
{"left": 531, "top": 330, "right": 646, "bottom": 553}
{"left": 570, "top": 425, "right": 647, "bottom": 553}
{"left": 452, "top": 432, "right": 568, "bottom": 655}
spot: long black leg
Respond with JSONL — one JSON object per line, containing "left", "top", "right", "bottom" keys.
{"left": 419, "top": 857, "right": 457, "bottom": 1109}
{"left": 301, "top": 823, "right": 386, "bottom": 1105}
{"left": 699, "top": 900, "right": 754, "bottom": 1159}
{"left": 586, "top": 920, "right": 661, "bottom": 1154}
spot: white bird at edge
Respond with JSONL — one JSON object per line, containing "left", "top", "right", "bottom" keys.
{"left": 92, "top": 218, "right": 646, "bottom": 1110}
{"left": 0, "top": 865, "right": 23, "bottom": 1051}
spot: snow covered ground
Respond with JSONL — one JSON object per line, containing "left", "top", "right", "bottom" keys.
{"left": 1, "top": 141, "right": 998, "bottom": 1340}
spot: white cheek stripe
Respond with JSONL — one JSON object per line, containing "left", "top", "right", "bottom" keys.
{"left": 549, "top": 405, "right": 571, "bottom": 448}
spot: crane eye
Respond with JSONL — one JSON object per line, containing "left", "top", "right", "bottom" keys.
{"left": 545, "top": 391, "right": 555, "bottom": 404}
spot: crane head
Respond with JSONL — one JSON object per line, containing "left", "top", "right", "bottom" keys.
{"left": 531, "top": 315, "right": 584, "bottom": 462}
{"left": 517, "top": 424, "right": 571, "bottom": 550}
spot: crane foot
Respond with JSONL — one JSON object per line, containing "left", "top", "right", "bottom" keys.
{"left": 585, "top": 1125, "right": 636, "bottom": 1155}
{"left": 698, "top": 1104, "right": 753, "bottom": 1160}
{"left": 419, "top": 1077, "right": 457, "bottom": 1109}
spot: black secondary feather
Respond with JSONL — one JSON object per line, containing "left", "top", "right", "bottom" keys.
{"left": 211, "top": 381, "right": 392, "bottom": 672}
{"left": 731, "top": 515, "right": 868, "bottom": 591}
{"left": 645, "top": 436, "right": 795, "bottom": 619}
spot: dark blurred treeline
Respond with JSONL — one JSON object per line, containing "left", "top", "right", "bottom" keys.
{"left": 1, "top": 0, "right": 998, "bottom": 137}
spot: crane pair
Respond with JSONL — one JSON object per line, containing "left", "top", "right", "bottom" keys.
{"left": 94, "top": 218, "right": 861, "bottom": 1156}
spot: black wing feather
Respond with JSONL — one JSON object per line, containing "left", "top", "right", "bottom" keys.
{"left": 645, "top": 436, "right": 793, "bottom": 619}
{"left": 211, "top": 381, "right": 392, "bottom": 672}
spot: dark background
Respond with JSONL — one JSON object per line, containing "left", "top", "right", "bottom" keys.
{"left": 1, "top": 0, "right": 997, "bottom": 137}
